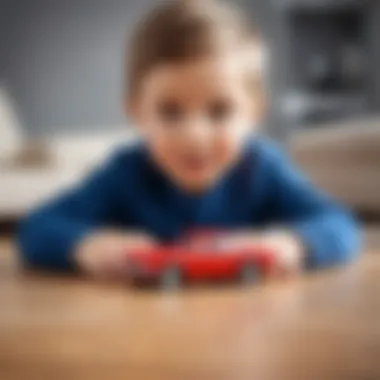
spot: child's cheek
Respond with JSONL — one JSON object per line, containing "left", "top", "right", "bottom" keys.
{"left": 216, "top": 123, "right": 252, "bottom": 160}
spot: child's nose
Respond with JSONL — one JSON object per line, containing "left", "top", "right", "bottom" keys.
{"left": 182, "top": 116, "right": 213, "bottom": 144}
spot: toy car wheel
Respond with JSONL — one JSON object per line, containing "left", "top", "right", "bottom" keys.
{"left": 239, "top": 264, "right": 259, "bottom": 284}
{"left": 159, "top": 266, "right": 183, "bottom": 289}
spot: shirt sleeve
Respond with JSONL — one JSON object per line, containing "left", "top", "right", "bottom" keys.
{"left": 257, "top": 140, "right": 361, "bottom": 269}
{"left": 17, "top": 153, "right": 126, "bottom": 271}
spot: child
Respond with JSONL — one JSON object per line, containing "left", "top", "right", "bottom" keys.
{"left": 18, "top": 0, "right": 360, "bottom": 279}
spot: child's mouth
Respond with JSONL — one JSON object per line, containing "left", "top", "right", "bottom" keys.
{"left": 180, "top": 153, "right": 211, "bottom": 173}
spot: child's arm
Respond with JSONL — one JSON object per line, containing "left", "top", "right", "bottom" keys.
{"left": 17, "top": 153, "right": 150, "bottom": 273}
{"left": 252, "top": 141, "right": 361, "bottom": 271}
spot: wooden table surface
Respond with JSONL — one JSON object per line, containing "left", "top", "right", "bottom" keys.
{"left": 0, "top": 236, "right": 380, "bottom": 380}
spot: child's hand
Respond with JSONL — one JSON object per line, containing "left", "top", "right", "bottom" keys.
{"left": 73, "top": 231, "right": 155, "bottom": 280}
{"left": 258, "top": 231, "right": 305, "bottom": 275}
{"left": 225, "top": 230, "right": 305, "bottom": 276}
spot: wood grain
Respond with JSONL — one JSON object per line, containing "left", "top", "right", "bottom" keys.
{"left": 0, "top": 237, "right": 380, "bottom": 380}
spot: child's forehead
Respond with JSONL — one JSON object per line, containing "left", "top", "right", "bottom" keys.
{"left": 140, "top": 58, "right": 249, "bottom": 97}
{"left": 143, "top": 46, "right": 265, "bottom": 86}
{"left": 135, "top": 59, "right": 259, "bottom": 107}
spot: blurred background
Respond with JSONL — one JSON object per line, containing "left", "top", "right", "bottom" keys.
{"left": 0, "top": 0, "right": 380, "bottom": 225}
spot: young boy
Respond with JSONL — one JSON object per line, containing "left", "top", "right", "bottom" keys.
{"left": 18, "top": 0, "right": 359, "bottom": 279}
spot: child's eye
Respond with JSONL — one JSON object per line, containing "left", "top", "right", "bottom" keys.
{"left": 157, "top": 101, "right": 184, "bottom": 122}
{"left": 207, "top": 100, "right": 234, "bottom": 122}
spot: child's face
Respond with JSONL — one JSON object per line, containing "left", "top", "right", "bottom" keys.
{"left": 130, "top": 55, "right": 263, "bottom": 192}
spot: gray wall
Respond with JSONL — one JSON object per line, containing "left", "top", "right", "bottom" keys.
{"left": 0, "top": 0, "right": 277, "bottom": 137}
{"left": 0, "top": 0, "right": 152, "bottom": 136}
{"left": 368, "top": 1, "right": 380, "bottom": 112}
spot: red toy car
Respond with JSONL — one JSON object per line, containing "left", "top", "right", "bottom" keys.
{"left": 126, "top": 230, "right": 277, "bottom": 288}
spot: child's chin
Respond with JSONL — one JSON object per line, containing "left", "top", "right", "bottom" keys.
{"left": 176, "top": 173, "right": 219, "bottom": 193}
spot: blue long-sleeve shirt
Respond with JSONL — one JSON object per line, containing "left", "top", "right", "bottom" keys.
{"left": 17, "top": 138, "right": 360, "bottom": 271}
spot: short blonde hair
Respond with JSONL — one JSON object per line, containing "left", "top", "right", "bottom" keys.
{"left": 126, "top": 0, "right": 264, "bottom": 99}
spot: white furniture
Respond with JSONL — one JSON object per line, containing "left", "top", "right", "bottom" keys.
{"left": 290, "top": 117, "right": 380, "bottom": 213}
{"left": 0, "top": 130, "right": 137, "bottom": 218}
{"left": 0, "top": 87, "right": 137, "bottom": 218}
